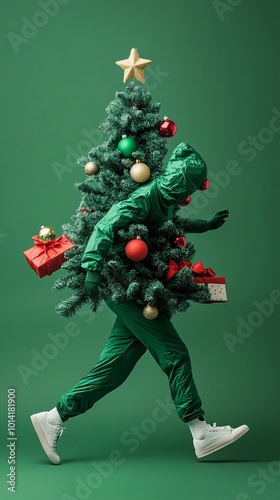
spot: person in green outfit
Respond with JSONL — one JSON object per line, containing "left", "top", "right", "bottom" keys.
{"left": 31, "top": 142, "right": 249, "bottom": 465}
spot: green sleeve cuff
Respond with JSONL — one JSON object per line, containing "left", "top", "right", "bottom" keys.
{"left": 85, "top": 270, "right": 102, "bottom": 284}
{"left": 184, "top": 219, "right": 212, "bottom": 233}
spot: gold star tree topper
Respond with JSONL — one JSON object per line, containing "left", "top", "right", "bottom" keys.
{"left": 116, "top": 48, "right": 151, "bottom": 83}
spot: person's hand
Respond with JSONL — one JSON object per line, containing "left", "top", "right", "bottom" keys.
{"left": 85, "top": 271, "right": 101, "bottom": 298}
{"left": 210, "top": 210, "right": 229, "bottom": 229}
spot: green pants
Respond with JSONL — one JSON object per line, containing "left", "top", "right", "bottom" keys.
{"left": 56, "top": 298, "right": 204, "bottom": 423}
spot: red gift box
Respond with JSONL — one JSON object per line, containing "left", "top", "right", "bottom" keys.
{"left": 23, "top": 235, "right": 74, "bottom": 278}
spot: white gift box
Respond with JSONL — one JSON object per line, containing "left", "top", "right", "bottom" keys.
{"left": 194, "top": 277, "right": 227, "bottom": 302}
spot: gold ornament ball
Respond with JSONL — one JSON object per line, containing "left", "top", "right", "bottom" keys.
{"left": 85, "top": 161, "right": 99, "bottom": 175}
{"left": 130, "top": 162, "right": 150, "bottom": 183}
{"left": 38, "top": 225, "right": 56, "bottom": 242}
{"left": 143, "top": 305, "right": 159, "bottom": 320}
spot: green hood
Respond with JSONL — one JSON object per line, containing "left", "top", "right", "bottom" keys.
{"left": 157, "top": 142, "right": 207, "bottom": 205}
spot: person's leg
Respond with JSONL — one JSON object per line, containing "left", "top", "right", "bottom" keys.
{"left": 31, "top": 314, "right": 146, "bottom": 464}
{"left": 105, "top": 298, "right": 203, "bottom": 423}
{"left": 105, "top": 299, "right": 249, "bottom": 458}
{"left": 56, "top": 316, "right": 146, "bottom": 421}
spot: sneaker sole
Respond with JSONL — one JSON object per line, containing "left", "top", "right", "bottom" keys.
{"left": 195, "top": 425, "right": 249, "bottom": 459}
{"left": 30, "top": 414, "right": 60, "bottom": 465}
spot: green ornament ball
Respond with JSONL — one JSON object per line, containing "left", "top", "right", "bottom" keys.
{"left": 118, "top": 137, "right": 138, "bottom": 157}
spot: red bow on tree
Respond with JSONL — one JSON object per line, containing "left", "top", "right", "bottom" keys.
{"left": 166, "top": 260, "right": 216, "bottom": 281}
{"left": 166, "top": 260, "right": 192, "bottom": 280}
{"left": 191, "top": 261, "right": 216, "bottom": 277}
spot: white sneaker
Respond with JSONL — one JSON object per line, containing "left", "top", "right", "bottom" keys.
{"left": 30, "top": 411, "right": 65, "bottom": 465}
{"left": 193, "top": 422, "right": 249, "bottom": 458}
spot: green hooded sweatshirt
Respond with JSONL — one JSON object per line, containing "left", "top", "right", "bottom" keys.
{"left": 81, "top": 142, "right": 208, "bottom": 282}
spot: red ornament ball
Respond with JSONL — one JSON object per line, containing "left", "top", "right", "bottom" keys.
{"left": 180, "top": 196, "right": 192, "bottom": 206}
{"left": 174, "top": 236, "right": 187, "bottom": 247}
{"left": 159, "top": 117, "right": 177, "bottom": 138}
{"left": 125, "top": 236, "right": 148, "bottom": 262}
{"left": 199, "top": 179, "right": 210, "bottom": 190}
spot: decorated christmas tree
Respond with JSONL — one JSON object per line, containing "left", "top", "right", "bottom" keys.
{"left": 53, "top": 49, "right": 222, "bottom": 319}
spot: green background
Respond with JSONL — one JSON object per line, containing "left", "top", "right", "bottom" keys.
{"left": 1, "top": 0, "right": 280, "bottom": 499}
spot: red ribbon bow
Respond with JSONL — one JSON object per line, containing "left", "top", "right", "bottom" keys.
{"left": 166, "top": 260, "right": 216, "bottom": 281}
{"left": 32, "top": 235, "right": 69, "bottom": 257}
{"left": 166, "top": 260, "right": 192, "bottom": 280}
{"left": 191, "top": 261, "right": 216, "bottom": 278}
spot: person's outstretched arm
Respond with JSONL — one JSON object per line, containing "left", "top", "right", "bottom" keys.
{"left": 178, "top": 209, "right": 229, "bottom": 233}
